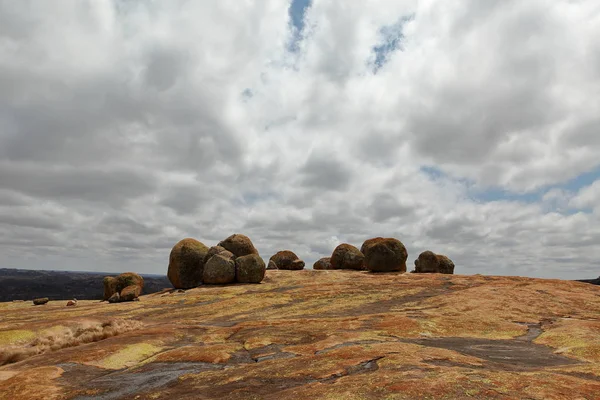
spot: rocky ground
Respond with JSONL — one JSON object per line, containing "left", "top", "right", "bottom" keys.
{"left": 0, "top": 270, "right": 599, "bottom": 400}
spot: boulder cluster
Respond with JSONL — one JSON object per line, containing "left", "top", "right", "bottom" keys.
{"left": 312, "top": 237, "right": 455, "bottom": 274}
{"left": 103, "top": 272, "right": 144, "bottom": 303}
{"left": 167, "top": 234, "right": 266, "bottom": 288}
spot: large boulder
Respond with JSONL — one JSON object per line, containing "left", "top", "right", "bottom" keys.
{"left": 313, "top": 257, "right": 332, "bottom": 270}
{"left": 270, "top": 250, "right": 305, "bottom": 270}
{"left": 330, "top": 244, "right": 365, "bottom": 270}
{"left": 414, "top": 251, "right": 455, "bottom": 274}
{"left": 360, "top": 237, "right": 385, "bottom": 255}
{"left": 235, "top": 254, "right": 266, "bottom": 283}
{"left": 168, "top": 238, "right": 209, "bottom": 289}
{"left": 218, "top": 234, "right": 259, "bottom": 258}
{"left": 103, "top": 272, "right": 144, "bottom": 300}
{"left": 203, "top": 252, "right": 236, "bottom": 284}
{"left": 363, "top": 237, "right": 408, "bottom": 272}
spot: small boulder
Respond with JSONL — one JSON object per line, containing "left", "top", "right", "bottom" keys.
{"left": 313, "top": 257, "right": 332, "bottom": 270}
{"left": 218, "top": 234, "right": 259, "bottom": 258}
{"left": 33, "top": 297, "right": 49, "bottom": 306}
{"left": 363, "top": 237, "right": 408, "bottom": 272}
{"left": 414, "top": 251, "right": 455, "bottom": 274}
{"left": 203, "top": 253, "right": 236, "bottom": 284}
{"left": 331, "top": 244, "right": 365, "bottom": 270}
{"left": 270, "top": 250, "right": 305, "bottom": 270}
{"left": 203, "top": 246, "right": 229, "bottom": 264}
{"left": 235, "top": 254, "right": 266, "bottom": 283}
{"left": 267, "top": 260, "right": 278, "bottom": 270}
{"left": 120, "top": 285, "right": 142, "bottom": 302}
{"left": 168, "top": 238, "right": 209, "bottom": 289}
{"left": 108, "top": 292, "right": 120, "bottom": 303}
{"left": 66, "top": 300, "right": 77, "bottom": 307}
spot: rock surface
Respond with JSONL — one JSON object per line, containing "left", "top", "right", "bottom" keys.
{"left": 330, "top": 244, "right": 365, "bottom": 270}
{"left": 218, "top": 234, "right": 259, "bottom": 258}
{"left": 203, "top": 253, "right": 236, "bottom": 284}
{"left": 313, "top": 257, "right": 332, "bottom": 270}
{"left": 235, "top": 254, "right": 266, "bottom": 283}
{"left": 363, "top": 237, "right": 408, "bottom": 273}
{"left": 167, "top": 238, "right": 209, "bottom": 289}
{"left": 270, "top": 251, "right": 305, "bottom": 270}
{"left": 2, "top": 271, "right": 599, "bottom": 400}
{"left": 414, "top": 251, "right": 455, "bottom": 274}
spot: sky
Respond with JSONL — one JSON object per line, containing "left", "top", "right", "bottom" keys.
{"left": 0, "top": 0, "right": 599, "bottom": 279}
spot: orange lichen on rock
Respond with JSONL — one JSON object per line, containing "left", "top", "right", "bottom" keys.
{"left": 0, "top": 270, "right": 599, "bottom": 399}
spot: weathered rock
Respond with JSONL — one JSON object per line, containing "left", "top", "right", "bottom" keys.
{"left": 313, "top": 257, "right": 332, "bottom": 270}
{"left": 267, "top": 260, "right": 278, "bottom": 270}
{"left": 218, "top": 234, "right": 259, "bottom": 258}
{"left": 66, "top": 300, "right": 77, "bottom": 307}
{"left": 120, "top": 285, "right": 142, "bottom": 302}
{"left": 414, "top": 251, "right": 455, "bottom": 274}
{"left": 235, "top": 254, "right": 266, "bottom": 283}
{"left": 270, "top": 250, "right": 305, "bottom": 270}
{"left": 33, "top": 298, "right": 49, "bottom": 306}
{"left": 168, "top": 238, "right": 209, "bottom": 289}
{"left": 360, "top": 237, "right": 385, "bottom": 255}
{"left": 363, "top": 237, "right": 408, "bottom": 273}
{"left": 331, "top": 244, "right": 365, "bottom": 270}
{"left": 203, "top": 246, "right": 228, "bottom": 264}
{"left": 108, "top": 293, "right": 120, "bottom": 303}
{"left": 103, "top": 276, "right": 118, "bottom": 301}
{"left": 203, "top": 253, "right": 236, "bottom": 284}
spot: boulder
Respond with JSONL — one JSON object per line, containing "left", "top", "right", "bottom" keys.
{"left": 103, "top": 276, "right": 118, "bottom": 301}
{"left": 363, "top": 237, "right": 408, "bottom": 273}
{"left": 66, "top": 300, "right": 77, "bottom": 307}
{"left": 360, "top": 237, "right": 385, "bottom": 255}
{"left": 313, "top": 257, "right": 332, "bottom": 270}
{"left": 203, "top": 246, "right": 228, "bottom": 264}
{"left": 235, "top": 254, "right": 266, "bottom": 283}
{"left": 414, "top": 251, "right": 455, "bottom": 274}
{"left": 120, "top": 285, "right": 142, "bottom": 302}
{"left": 267, "top": 260, "right": 278, "bottom": 270}
{"left": 168, "top": 238, "right": 209, "bottom": 289}
{"left": 270, "top": 250, "right": 305, "bottom": 270}
{"left": 330, "top": 244, "right": 365, "bottom": 270}
{"left": 108, "top": 292, "right": 120, "bottom": 303}
{"left": 218, "top": 234, "right": 259, "bottom": 258}
{"left": 33, "top": 297, "right": 49, "bottom": 306}
{"left": 203, "top": 253, "right": 236, "bottom": 284}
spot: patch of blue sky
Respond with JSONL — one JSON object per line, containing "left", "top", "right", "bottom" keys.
{"left": 420, "top": 165, "right": 600, "bottom": 212}
{"left": 288, "top": 0, "right": 312, "bottom": 52}
{"left": 372, "top": 15, "right": 414, "bottom": 73}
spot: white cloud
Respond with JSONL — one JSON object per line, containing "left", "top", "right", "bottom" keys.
{"left": 0, "top": 0, "right": 599, "bottom": 280}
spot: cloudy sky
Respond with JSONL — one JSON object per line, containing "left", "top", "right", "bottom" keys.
{"left": 1, "top": 0, "right": 599, "bottom": 279}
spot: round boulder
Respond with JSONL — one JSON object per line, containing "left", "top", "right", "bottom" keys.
{"left": 120, "top": 285, "right": 142, "bottom": 302}
{"left": 313, "top": 257, "right": 332, "bottom": 270}
{"left": 270, "top": 250, "right": 305, "bottom": 270}
{"left": 363, "top": 237, "right": 407, "bottom": 273}
{"left": 33, "top": 297, "right": 49, "bottom": 306}
{"left": 203, "top": 246, "right": 228, "bottom": 264}
{"left": 103, "top": 276, "right": 118, "bottom": 301}
{"left": 235, "top": 254, "right": 266, "bottom": 283}
{"left": 330, "top": 244, "right": 365, "bottom": 270}
{"left": 360, "top": 237, "right": 385, "bottom": 255}
{"left": 414, "top": 251, "right": 455, "bottom": 274}
{"left": 203, "top": 252, "right": 236, "bottom": 284}
{"left": 218, "top": 234, "right": 259, "bottom": 258}
{"left": 168, "top": 238, "right": 209, "bottom": 289}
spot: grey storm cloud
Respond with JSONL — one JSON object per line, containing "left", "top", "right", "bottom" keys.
{"left": 0, "top": 0, "right": 599, "bottom": 279}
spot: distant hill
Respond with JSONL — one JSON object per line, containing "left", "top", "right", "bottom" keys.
{"left": 577, "top": 276, "right": 600, "bottom": 285}
{"left": 0, "top": 268, "right": 171, "bottom": 302}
